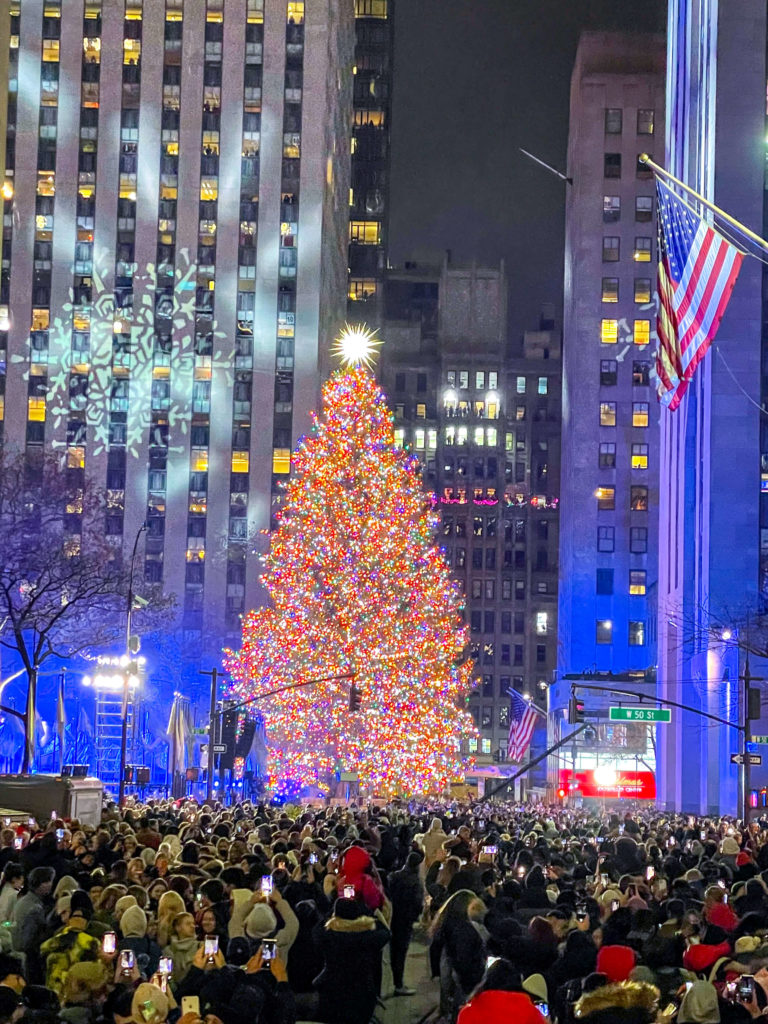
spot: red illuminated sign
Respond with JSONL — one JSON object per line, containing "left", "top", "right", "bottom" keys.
{"left": 559, "top": 769, "right": 656, "bottom": 800}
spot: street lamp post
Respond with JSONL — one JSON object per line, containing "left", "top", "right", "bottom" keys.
{"left": 118, "top": 523, "right": 146, "bottom": 806}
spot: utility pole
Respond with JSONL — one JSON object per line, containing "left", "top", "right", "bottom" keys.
{"left": 742, "top": 651, "right": 764, "bottom": 823}
{"left": 200, "top": 667, "right": 218, "bottom": 804}
{"left": 118, "top": 522, "right": 147, "bottom": 806}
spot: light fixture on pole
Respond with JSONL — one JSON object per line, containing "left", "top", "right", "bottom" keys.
{"left": 118, "top": 522, "right": 147, "bottom": 806}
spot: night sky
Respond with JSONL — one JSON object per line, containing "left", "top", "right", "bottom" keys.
{"left": 389, "top": 0, "right": 667, "bottom": 342}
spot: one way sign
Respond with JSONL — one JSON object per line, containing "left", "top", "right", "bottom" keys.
{"left": 731, "top": 753, "right": 762, "bottom": 766}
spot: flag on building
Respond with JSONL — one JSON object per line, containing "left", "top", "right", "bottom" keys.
{"left": 508, "top": 689, "right": 543, "bottom": 763}
{"left": 655, "top": 179, "right": 743, "bottom": 410}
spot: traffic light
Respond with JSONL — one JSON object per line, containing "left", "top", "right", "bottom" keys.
{"left": 568, "top": 695, "right": 585, "bottom": 724}
{"left": 349, "top": 685, "right": 362, "bottom": 712}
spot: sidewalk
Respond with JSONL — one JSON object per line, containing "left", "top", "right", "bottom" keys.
{"left": 381, "top": 934, "right": 439, "bottom": 1024}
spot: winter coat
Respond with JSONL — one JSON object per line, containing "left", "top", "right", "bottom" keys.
{"left": 164, "top": 934, "right": 198, "bottom": 984}
{"left": 575, "top": 980, "right": 661, "bottom": 1024}
{"left": 285, "top": 900, "right": 324, "bottom": 994}
{"left": 312, "top": 914, "right": 390, "bottom": 1024}
{"left": 0, "top": 883, "right": 18, "bottom": 926}
{"left": 423, "top": 820, "right": 449, "bottom": 867}
{"left": 12, "top": 889, "right": 48, "bottom": 955}
{"left": 39, "top": 922, "right": 101, "bottom": 998}
{"left": 118, "top": 934, "right": 162, "bottom": 979}
{"left": 430, "top": 917, "right": 487, "bottom": 994}
{"left": 388, "top": 865, "right": 424, "bottom": 927}
{"left": 457, "top": 990, "right": 547, "bottom": 1024}
{"left": 339, "top": 847, "right": 384, "bottom": 913}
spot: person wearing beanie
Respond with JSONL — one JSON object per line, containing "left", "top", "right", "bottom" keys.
{"left": 163, "top": 912, "right": 198, "bottom": 985}
{"left": 243, "top": 890, "right": 298, "bottom": 965}
{"left": 60, "top": 961, "right": 109, "bottom": 1024}
{"left": 677, "top": 980, "right": 720, "bottom": 1024}
{"left": 39, "top": 892, "right": 100, "bottom": 999}
{"left": 595, "top": 945, "right": 637, "bottom": 983}
{"left": 457, "top": 960, "right": 546, "bottom": 1024}
{"left": 130, "top": 982, "right": 169, "bottom": 1024}
{"left": 119, "top": 905, "right": 161, "bottom": 979}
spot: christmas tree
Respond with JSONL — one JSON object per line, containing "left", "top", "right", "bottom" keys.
{"left": 225, "top": 329, "right": 475, "bottom": 796}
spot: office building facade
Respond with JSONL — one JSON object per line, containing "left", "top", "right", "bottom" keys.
{"left": 554, "top": 34, "right": 664, "bottom": 799}
{"left": 348, "top": 0, "right": 392, "bottom": 316}
{"left": 379, "top": 263, "right": 561, "bottom": 792}
{"left": 657, "top": 1, "right": 767, "bottom": 813}
{"left": 1, "top": 0, "right": 354, "bottom": 677}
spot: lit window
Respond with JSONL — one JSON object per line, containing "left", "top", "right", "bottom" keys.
{"left": 629, "top": 621, "right": 645, "bottom": 646}
{"left": 596, "top": 486, "right": 615, "bottom": 511}
{"left": 355, "top": 0, "right": 388, "bottom": 14}
{"left": 247, "top": 0, "right": 264, "bottom": 21}
{"left": 427, "top": 429, "right": 437, "bottom": 449}
{"left": 457, "top": 427, "right": 467, "bottom": 446}
{"left": 123, "top": 38, "right": 141, "bottom": 64}
{"left": 515, "top": 405, "right": 525, "bottom": 421}
{"left": 516, "top": 376, "right": 525, "bottom": 394}
{"left": 473, "top": 427, "right": 484, "bottom": 446}
{"left": 459, "top": 371, "right": 469, "bottom": 389}
{"left": 200, "top": 178, "right": 218, "bottom": 201}
{"left": 634, "top": 237, "right": 652, "bottom": 262}
{"left": 67, "top": 446, "right": 85, "bottom": 469}
{"left": 32, "top": 309, "right": 50, "bottom": 331}
{"left": 468, "top": 737, "right": 478, "bottom": 753}
{"left": 125, "top": 5, "right": 143, "bottom": 19}
{"left": 414, "top": 429, "right": 425, "bottom": 449}
{"left": 486, "top": 427, "right": 497, "bottom": 446}
{"left": 444, "top": 426, "right": 455, "bottom": 446}
{"left": 633, "top": 319, "right": 651, "bottom": 346}
{"left": 596, "top": 619, "right": 613, "bottom": 644}
{"left": 600, "top": 319, "right": 618, "bottom": 344}
{"left": 630, "top": 570, "right": 647, "bottom": 595}
{"left": 349, "top": 221, "right": 380, "bottom": 245}
{"left": 231, "top": 451, "right": 250, "bottom": 473}
{"left": 394, "top": 428, "right": 405, "bottom": 447}
{"left": 631, "top": 485, "right": 648, "bottom": 511}
{"left": 475, "top": 371, "right": 485, "bottom": 389}
{"left": 0, "top": 396, "right": 4, "bottom": 421}
{"left": 415, "top": 403, "right": 426, "bottom": 419}
{"left": 538, "top": 377, "right": 548, "bottom": 395}
{"left": 488, "top": 372, "right": 498, "bottom": 389}
{"left": 287, "top": 1, "right": 304, "bottom": 21}
{"left": 505, "top": 432, "right": 513, "bottom": 451}
{"left": 634, "top": 278, "right": 652, "bottom": 304}
{"left": 283, "top": 133, "right": 300, "bottom": 158}
{"left": 37, "top": 172, "right": 56, "bottom": 197}
{"left": 481, "top": 738, "right": 491, "bottom": 754}
{"left": 600, "top": 402, "right": 616, "bottom": 427}
{"left": 637, "top": 108, "right": 654, "bottom": 134}
{"left": 602, "top": 278, "right": 619, "bottom": 303}
{"left": 632, "top": 402, "right": 649, "bottom": 427}
{"left": 348, "top": 279, "right": 378, "bottom": 301}
{"left": 191, "top": 448, "right": 209, "bottom": 472}
{"left": 272, "top": 448, "right": 291, "bottom": 474}
{"left": 536, "top": 612, "right": 547, "bottom": 634}
{"left": 28, "top": 397, "right": 46, "bottom": 421}
{"left": 631, "top": 443, "right": 649, "bottom": 470}
{"left": 83, "top": 37, "right": 101, "bottom": 63}
{"left": 42, "top": 39, "right": 60, "bottom": 62}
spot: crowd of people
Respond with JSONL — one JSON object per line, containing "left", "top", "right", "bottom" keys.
{"left": 0, "top": 801, "right": 767, "bottom": 1024}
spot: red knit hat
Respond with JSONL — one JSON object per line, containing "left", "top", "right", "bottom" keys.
{"left": 736, "top": 851, "right": 752, "bottom": 867}
{"left": 595, "top": 944, "right": 637, "bottom": 983}
{"left": 682, "top": 940, "right": 732, "bottom": 974}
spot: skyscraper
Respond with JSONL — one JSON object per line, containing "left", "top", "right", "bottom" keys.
{"left": 657, "top": 1, "right": 767, "bottom": 813}
{"left": 1, "top": 0, "right": 354, "bottom": 677}
{"left": 379, "top": 262, "right": 561, "bottom": 796}
{"left": 554, "top": 33, "right": 665, "bottom": 799}
{"left": 348, "top": 0, "right": 393, "bottom": 317}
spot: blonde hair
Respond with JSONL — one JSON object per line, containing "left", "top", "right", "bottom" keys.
{"left": 156, "top": 890, "right": 186, "bottom": 947}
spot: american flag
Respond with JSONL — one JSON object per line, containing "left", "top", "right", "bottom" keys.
{"left": 656, "top": 179, "right": 743, "bottom": 410}
{"left": 508, "top": 690, "right": 543, "bottom": 763}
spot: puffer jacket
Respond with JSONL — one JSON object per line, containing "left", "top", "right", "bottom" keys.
{"left": 458, "top": 990, "right": 546, "bottom": 1024}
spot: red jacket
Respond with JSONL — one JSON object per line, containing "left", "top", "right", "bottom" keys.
{"left": 457, "top": 990, "right": 547, "bottom": 1024}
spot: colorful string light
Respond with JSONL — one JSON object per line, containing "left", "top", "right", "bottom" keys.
{"left": 224, "top": 365, "right": 477, "bottom": 796}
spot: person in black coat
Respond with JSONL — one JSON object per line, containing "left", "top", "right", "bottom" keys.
{"left": 387, "top": 851, "right": 424, "bottom": 995}
{"left": 312, "top": 897, "right": 389, "bottom": 1024}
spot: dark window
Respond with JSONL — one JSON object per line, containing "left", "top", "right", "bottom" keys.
{"left": 597, "top": 526, "right": 615, "bottom": 553}
{"left": 604, "top": 153, "right": 621, "bottom": 178}
{"left": 602, "top": 236, "right": 620, "bottom": 262}
{"left": 636, "top": 155, "right": 653, "bottom": 180}
{"left": 629, "top": 620, "right": 646, "bottom": 646}
{"left": 599, "top": 443, "right": 616, "bottom": 468}
{"left": 635, "top": 196, "right": 653, "bottom": 222}
{"left": 600, "top": 360, "right": 618, "bottom": 386}
{"left": 603, "top": 195, "right": 620, "bottom": 222}
{"left": 596, "top": 568, "right": 614, "bottom": 595}
{"left": 605, "top": 108, "right": 622, "bottom": 133}
{"left": 630, "top": 527, "right": 648, "bottom": 553}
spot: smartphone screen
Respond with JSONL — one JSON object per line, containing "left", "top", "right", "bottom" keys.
{"left": 13, "top": 838, "right": 21, "bottom": 850}
{"left": 717, "top": 879, "right": 726, "bottom": 889}
{"left": 56, "top": 828, "right": 64, "bottom": 841}
{"left": 260, "top": 875, "right": 273, "bottom": 896}
{"left": 600, "top": 873, "right": 609, "bottom": 886}
{"left": 482, "top": 845, "right": 497, "bottom": 855}
{"left": 700, "top": 830, "right": 706, "bottom": 840}
{"left": 158, "top": 956, "right": 172, "bottom": 975}
{"left": 309, "top": 853, "right": 317, "bottom": 864}
{"left": 536, "top": 1003, "right": 549, "bottom": 1018}
{"left": 611, "top": 899, "right": 620, "bottom": 912}
{"left": 204, "top": 935, "right": 219, "bottom": 959}
{"left": 261, "top": 939, "right": 277, "bottom": 963}
{"left": 120, "top": 950, "right": 135, "bottom": 973}
{"left": 102, "top": 932, "right": 116, "bottom": 955}
{"left": 739, "top": 976, "right": 755, "bottom": 1002}
{"left": 645, "top": 866, "right": 655, "bottom": 881}
{"left": 343, "top": 884, "right": 355, "bottom": 899}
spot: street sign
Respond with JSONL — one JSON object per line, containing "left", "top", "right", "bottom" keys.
{"left": 213, "top": 744, "right": 227, "bottom": 753}
{"left": 731, "top": 753, "right": 762, "bottom": 766}
{"left": 608, "top": 707, "right": 671, "bottom": 723}
{"left": 752, "top": 735, "right": 768, "bottom": 745}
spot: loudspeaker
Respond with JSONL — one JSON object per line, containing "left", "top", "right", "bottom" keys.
{"left": 136, "top": 767, "right": 150, "bottom": 785}
{"left": 61, "top": 765, "right": 73, "bottom": 777}
{"left": 123, "top": 766, "right": 134, "bottom": 784}
{"left": 235, "top": 719, "right": 257, "bottom": 759}
{"left": 72, "top": 765, "right": 88, "bottom": 778}
{"left": 220, "top": 704, "right": 238, "bottom": 770}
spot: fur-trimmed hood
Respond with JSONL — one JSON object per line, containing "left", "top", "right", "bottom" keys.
{"left": 575, "top": 982, "right": 659, "bottom": 1023}
{"left": 325, "top": 915, "right": 376, "bottom": 932}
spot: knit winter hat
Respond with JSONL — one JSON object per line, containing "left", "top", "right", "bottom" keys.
{"left": 56, "top": 895, "right": 71, "bottom": 917}
{"left": 523, "top": 974, "right": 548, "bottom": 1003}
{"left": 720, "top": 838, "right": 740, "bottom": 856}
{"left": 678, "top": 980, "right": 720, "bottom": 1024}
{"left": 736, "top": 851, "right": 752, "bottom": 867}
{"left": 243, "top": 903, "right": 277, "bottom": 940}
{"left": 54, "top": 875, "right": 79, "bottom": 897}
{"left": 596, "top": 944, "right": 637, "bottom": 983}
{"left": 131, "top": 983, "right": 169, "bottom": 1024}
{"left": 682, "top": 941, "right": 732, "bottom": 974}
{"left": 734, "top": 936, "right": 761, "bottom": 954}
{"left": 121, "top": 905, "right": 148, "bottom": 939}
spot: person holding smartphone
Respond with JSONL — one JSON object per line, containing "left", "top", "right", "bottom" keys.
{"left": 39, "top": 891, "right": 102, "bottom": 999}
{"left": 457, "top": 959, "right": 547, "bottom": 1024}
{"left": 242, "top": 882, "right": 299, "bottom": 967}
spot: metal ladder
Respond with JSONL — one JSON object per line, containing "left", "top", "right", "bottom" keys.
{"left": 95, "top": 692, "right": 133, "bottom": 792}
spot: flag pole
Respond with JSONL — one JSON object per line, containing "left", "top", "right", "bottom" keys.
{"left": 640, "top": 154, "right": 768, "bottom": 253}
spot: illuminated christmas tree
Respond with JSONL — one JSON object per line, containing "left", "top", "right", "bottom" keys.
{"left": 225, "top": 328, "right": 475, "bottom": 796}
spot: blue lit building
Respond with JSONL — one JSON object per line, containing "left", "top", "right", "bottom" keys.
{"left": 657, "top": 1, "right": 767, "bottom": 814}
{"left": 554, "top": 34, "right": 665, "bottom": 801}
